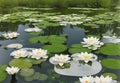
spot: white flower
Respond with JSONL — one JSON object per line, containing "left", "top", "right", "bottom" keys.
{"left": 50, "top": 54, "right": 71, "bottom": 66}
{"left": 31, "top": 49, "right": 48, "bottom": 60}
{"left": 24, "top": 27, "right": 42, "bottom": 32}
{"left": 94, "top": 75, "right": 112, "bottom": 83}
{"left": 81, "top": 37, "right": 104, "bottom": 50}
{"left": 2, "top": 32, "right": 20, "bottom": 39}
{"left": 6, "top": 66, "right": 19, "bottom": 75}
{"left": 6, "top": 43, "right": 23, "bottom": 49}
{"left": 72, "top": 52, "right": 97, "bottom": 63}
{"left": 10, "top": 50, "right": 28, "bottom": 58}
{"left": 79, "top": 76, "right": 94, "bottom": 83}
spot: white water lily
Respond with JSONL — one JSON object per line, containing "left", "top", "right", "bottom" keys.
{"left": 81, "top": 37, "right": 104, "bottom": 50}
{"left": 6, "top": 66, "right": 20, "bottom": 75}
{"left": 94, "top": 75, "right": 112, "bottom": 83}
{"left": 24, "top": 27, "right": 42, "bottom": 32}
{"left": 50, "top": 54, "right": 71, "bottom": 66}
{"left": 10, "top": 50, "right": 28, "bottom": 58}
{"left": 79, "top": 76, "right": 94, "bottom": 83}
{"left": 31, "top": 49, "right": 48, "bottom": 60}
{"left": 2, "top": 32, "right": 20, "bottom": 39}
{"left": 72, "top": 52, "right": 97, "bottom": 63}
{"left": 6, "top": 43, "right": 23, "bottom": 49}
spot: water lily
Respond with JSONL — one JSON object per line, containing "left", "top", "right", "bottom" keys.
{"left": 2, "top": 32, "right": 20, "bottom": 39}
{"left": 94, "top": 75, "right": 112, "bottom": 83}
{"left": 50, "top": 54, "right": 71, "bottom": 66}
{"left": 10, "top": 50, "right": 28, "bottom": 58}
{"left": 6, "top": 66, "right": 20, "bottom": 75}
{"left": 72, "top": 52, "right": 97, "bottom": 63}
{"left": 31, "top": 48, "right": 48, "bottom": 60}
{"left": 24, "top": 27, "right": 42, "bottom": 32}
{"left": 6, "top": 43, "right": 23, "bottom": 49}
{"left": 79, "top": 76, "right": 94, "bottom": 83}
{"left": 81, "top": 37, "right": 104, "bottom": 50}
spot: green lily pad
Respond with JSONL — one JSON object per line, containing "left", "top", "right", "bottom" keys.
{"left": 68, "top": 44, "right": 92, "bottom": 54}
{"left": 28, "top": 35, "right": 66, "bottom": 44}
{"left": 0, "top": 71, "right": 7, "bottom": 82}
{"left": 101, "top": 58, "right": 120, "bottom": 69}
{"left": 83, "top": 23, "right": 97, "bottom": 27}
{"left": 9, "top": 59, "right": 32, "bottom": 69}
{"left": 94, "top": 20, "right": 113, "bottom": 25}
{"left": 99, "top": 43, "right": 120, "bottom": 56}
{"left": 28, "top": 36, "right": 48, "bottom": 44}
{"left": 0, "top": 65, "right": 7, "bottom": 71}
{"left": 42, "top": 44, "right": 67, "bottom": 53}
{"left": 28, "top": 32, "right": 40, "bottom": 35}
{"left": 20, "top": 68, "right": 35, "bottom": 77}
{"left": 48, "top": 35, "right": 67, "bottom": 44}
{"left": 34, "top": 72, "right": 48, "bottom": 81}
{"left": 102, "top": 73, "right": 117, "bottom": 80}
{"left": 26, "top": 58, "right": 42, "bottom": 64}
{"left": 24, "top": 72, "right": 48, "bottom": 81}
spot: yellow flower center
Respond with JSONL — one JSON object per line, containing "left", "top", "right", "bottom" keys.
{"left": 14, "top": 45, "right": 18, "bottom": 48}
{"left": 87, "top": 39, "right": 93, "bottom": 43}
{"left": 9, "top": 33, "right": 15, "bottom": 37}
{"left": 58, "top": 57, "right": 64, "bottom": 61}
{"left": 36, "top": 51, "right": 41, "bottom": 55}
{"left": 17, "top": 52, "right": 23, "bottom": 57}
{"left": 84, "top": 80, "right": 89, "bottom": 83}
{"left": 100, "top": 80, "right": 106, "bottom": 83}
{"left": 83, "top": 55, "right": 90, "bottom": 59}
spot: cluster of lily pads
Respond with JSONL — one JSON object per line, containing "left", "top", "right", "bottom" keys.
{"left": 0, "top": 10, "right": 119, "bottom": 29}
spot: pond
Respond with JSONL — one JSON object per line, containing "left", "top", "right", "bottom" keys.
{"left": 0, "top": 8, "right": 120, "bottom": 83}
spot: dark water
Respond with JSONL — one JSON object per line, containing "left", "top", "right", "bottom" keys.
{"left": 0, "top": 9, "right": 120, "bottom": 83}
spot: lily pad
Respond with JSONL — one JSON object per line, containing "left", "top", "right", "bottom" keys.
{"left": 28, "top": 36, "right": 48, "bottom": 44}
{"left": 26, "top": 58, "right": 43, "bottom": 64}
{"left": 24, "top": 72, "right": 48, "bottom": 81}
{"left": 0, "top": 65, "right": 7, "bottom": 70}
{"left": 102, "top": 73, "right": 117, "bottom": 80}
{"left": 101, "top": 58, "right": 120, "bottom": 69}
{"left": 48, "top": 35, "right": 67, "bottom": 44}
{"left": 68, "top": 44, "right": 92, "bottom": 54}
{"left": 0, "top": 71, "right": 7, "bottom": 82}
{"left": 99, "top": 43, "right": 120, "bottom": 56}
{"left": 83, "top": 23, "right": 97, "bottom": 27}
{"left": 20, "top": 68, "right": 35, "bottom": 77}
{"left": 42, "top": 44, "right": 67, "bottom": 53}
{"left": 9, "top": 59, "right": 32, "bottom": 69}
{"left": 28, "top": 35, "right": 66, "bottom": 44}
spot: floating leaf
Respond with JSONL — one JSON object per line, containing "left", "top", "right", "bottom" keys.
{"left": 83, "top": 23, "right": 97, "bottom": 27}
{"left": 99, "top": 43, "right": 120, "bottom": 56}
{"left": 9, "top": 59, "right": 32, "bottom": 69}
{"left": 102, "top": 73, "right": 117, "bottom": 80}
{"left": 68, "top": 44, "right": 92, "bottom": 54}
{"left": 0, "top": 71, "right": 7, "bottom": 82}
{"left": 48, "top": 35, "right": 67, "bottom": 44}
{"left": 43, "top": 44, "right": 67, "bottom": 53}
{"left": 20, "top": 68, "right": 35, "bottom": 77}
{"left": 28, "top": 35, "right": 66, "bottom": 44}
{"left": 0, "top": 65, "right": 7, "bottom": 71}
{"left": 26, "top": 58, "right": 42, "bottom": 64}
{"left": 24, "top": 72, "right": 48, "bottom": 81}
{"left": 101, "top": 58, "right": 120, "bottom": 69}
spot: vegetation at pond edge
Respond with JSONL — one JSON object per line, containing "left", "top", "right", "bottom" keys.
{"left": 0, "top": 0, "right": 119, "bottom": 9}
